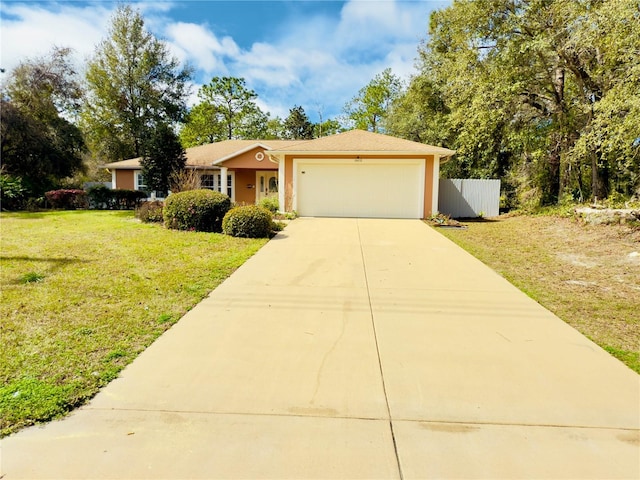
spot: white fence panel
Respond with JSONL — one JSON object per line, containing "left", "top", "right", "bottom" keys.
{"left": 438, "top": 179, "right": 500, "bottom": 218}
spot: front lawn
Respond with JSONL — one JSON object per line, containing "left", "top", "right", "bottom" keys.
{"left": 436, "top": 214, "right": 640, "bottom": 374}
{"left": 0, "top": 210, "right": 268, "bottom": 436}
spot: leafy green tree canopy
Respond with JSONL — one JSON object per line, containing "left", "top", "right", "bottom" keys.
{"left": 283, "top": 105, "right": 314, "bottom": 139}
{"left": 1, "top": 47, "right": 86, "bottom": 198}
{"left": 343, "top": 68, "right": 403, "bottom": 133}
{"left": 390, "top": 0, "right": 640, "bottom": 207}
{"left": 83, "top": 5, "right": 192, "bottom": 162}
{"left": 140, "top": 124, "right": 186, "bottom": 194}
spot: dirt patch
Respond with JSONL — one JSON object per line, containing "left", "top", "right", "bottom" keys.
{"left": 436, "top": 215, "right": 639, "bottom": 371}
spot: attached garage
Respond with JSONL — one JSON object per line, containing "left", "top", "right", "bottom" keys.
{"left": 268, "top": 130, "right": 456, "bottom": 219}
{"left": 295, "top": 158, "right": 425, "bottom": 218}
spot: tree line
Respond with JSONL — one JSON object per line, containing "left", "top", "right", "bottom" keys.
{"left": 2, "top": 1, "right": 638, "bottom": 209}
{"left": 385, "top": 0, "right": 640, "bottom": 208}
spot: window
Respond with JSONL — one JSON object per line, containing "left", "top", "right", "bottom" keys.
{"left": 136, "top": 172, "right": 147, "bottom": 192}
{"left": 200, "top": 174, "right": 215, "bottom": 190}
{"left": 136, "top": 171, "right": 167, "bottom": 199}
{"left": 269, "top": 176, "right": 278, "bottom": 193}
{"left": 226, "top": 173, "right": 233, "bottom": 198}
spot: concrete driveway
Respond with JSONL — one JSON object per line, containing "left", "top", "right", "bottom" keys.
{"left": 2, "top": 218, "right": 639, "bottom": 479}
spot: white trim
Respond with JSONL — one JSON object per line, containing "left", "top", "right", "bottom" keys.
{"left": 134, "top": 170, "right": 144, "bottom": 191}
{"left": 227, "top": 171, "right": 235, "bottom": 202}
{"left": 111, "top": 170, "right": 117, "bottom": 189}
{"left": 432, "top": 156, "right": 441, "bottom": 215}
{"left": 220, "top": 167, "right": 228, "bottom": 194}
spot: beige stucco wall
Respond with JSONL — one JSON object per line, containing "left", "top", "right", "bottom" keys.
{"left": 424, "top": 155, "right": 435, "bottom": 218}
{"left": 222, "top": 147, "right": 278, "bottom": 170}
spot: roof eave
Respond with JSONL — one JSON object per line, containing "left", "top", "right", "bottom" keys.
{"left": 267, "top": 149, "right": 456, "bottom": 158}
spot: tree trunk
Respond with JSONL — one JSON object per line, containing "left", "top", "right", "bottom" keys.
{"left": 591, "top": 153, "right": 609, "bottom": 201}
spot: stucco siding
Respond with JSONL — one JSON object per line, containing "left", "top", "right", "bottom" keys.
{"left": 423, "top": 155, "right": 434, "bottom": 217}
{"left": 284, "top": 156, "right": 294, "bottom": 212}
{"left": 221, "top": 147, "right": 277, "bottom": 170}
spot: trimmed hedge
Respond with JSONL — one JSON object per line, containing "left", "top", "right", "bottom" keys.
{"left": 87, "top": 185, "right": 147, "bottom": 210}
{"left": 222, "top": 205, "right": 273, "bottom": 238}
{"left": 45, "top": 189, "right": 88, "bottom": 209}
{"left": 163, "top": 189, "right": 231, "bottom": 232}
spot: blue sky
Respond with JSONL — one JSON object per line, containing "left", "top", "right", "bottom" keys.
{"left": 1, "top": 0, "right": 451, "bottom": 122}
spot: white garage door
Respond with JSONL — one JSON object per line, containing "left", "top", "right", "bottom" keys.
{"left": 295, "top": 158, "right": 425, "bottom": 218}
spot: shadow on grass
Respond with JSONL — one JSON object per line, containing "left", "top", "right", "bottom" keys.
{"left": 454, "top": 217, "right": 502, "bottom": 223}
{"left": 2, "top": 209, "right": 135, "bottom": 219}
{"left": 1, "top": 255, "right": 90, "bottom": 284}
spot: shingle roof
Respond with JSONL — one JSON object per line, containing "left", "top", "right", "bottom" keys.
{"left": 268, "top": 129, "right": 456, "bottom": 156}
{"left": 101, "top": 139, "right": 302, "bottom": 169}
{"left": 101, "top": 131, "right": 455, "bottom": 170}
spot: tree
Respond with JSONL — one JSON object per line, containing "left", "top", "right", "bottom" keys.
{"left": 179, "top": 102, "right": 224, "bottom": 147}
{"left": 387, "top": 74, "right": 450, "bottom": 146}
{"left": 140, "top": 123, "right": 186, "bottom": 194}
{"left": 204, "top": 76, "right": 266, "bottom": 140}
{"left": 343, "top": 68, "right": 403, "bottom": 132}
{"left": 82, "top": 5, "right": 192, "bottom": 161}
{"left": 1, "top": 47, "right": 86, "bottom": 198}
{"left": 313, "top": 118, "right": 342, "bottom": 138}
{"left": 400, "top": 0, "right": 640, "bottom": 206}
{"left": 263, "top": 116, "right": 285, "bottom": 140}
{"left": 283, "top": 105, "right": 314, "bottom": 139}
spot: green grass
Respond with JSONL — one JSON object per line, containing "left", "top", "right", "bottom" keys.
{"left": 0, "top": 210, "right": 268, "bottom": 436}
{"left": 434, "top": 214, "right": 640, "bottom": 374}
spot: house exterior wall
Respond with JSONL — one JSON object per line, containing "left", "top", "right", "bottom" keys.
{"left": 221, "top": 147, "right": 278, "bottom": 170}
{"left": 424, "top": 155, "right": 435, "bottom": 217}
{"left": 115, "top": 170, "right": 135, "bottom": 190}
{"left": 284, "top": 155, "right": 294, "bottom": 212}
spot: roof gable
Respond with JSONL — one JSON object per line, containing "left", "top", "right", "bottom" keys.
{"left": 268, "top": 129, "right": 456, "bottom": 156}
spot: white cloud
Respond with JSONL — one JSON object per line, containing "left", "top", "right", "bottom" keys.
{"left": 0, "top": 0, "right": 444, "bottom": 123}
{"left": 0, "top": 3, "right": 111, "bottom": 74}
{"left": 164, "top": 22, "right": 238, "bottom": 74}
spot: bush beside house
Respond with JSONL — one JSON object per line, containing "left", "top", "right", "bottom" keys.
{"left": 45, "top": 190, "right": 89, "bottom": 209}
{"left": 163, "top": 189, "right": 231, "bottom": 232}
{"left": 222, "top": 205, "right": 274, "bottom": 238}
{"left": 135, "top": 201, "right": 164, "bottom": 223}
{"left": 87, "top": 185, "right": 147, "bottom": 210}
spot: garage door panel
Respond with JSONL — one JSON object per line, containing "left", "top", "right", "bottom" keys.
{"left": 296, "top": 160, "right": 423, "bottom": 218}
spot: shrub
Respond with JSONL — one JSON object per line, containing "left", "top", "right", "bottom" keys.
{"left": 163, "top": 189, "right": 231, "bottom": 232}
{"left": 45, "top": 189, "right": 88, "bottom": 209}
{"left": 135, "top": 201, "right": 164, "bottom": 223}
{"left": 258, "top": 196, "right": 279, "bottom": 214}
{"left": 169, "top": 168, "right": 201, "bottom": 193}
{"left": 0, "top": 173, "right": 27, "bottom": 210}
{"left": 87, "top": 185, "right": 112, "bottom": 209}
{"left": 222, "top": 205, "right": 273, "bottom": 238}
{"left": 87, "top": 186, "right": 147, "bottom": 210}
{"left": 112, "top": 189, "right": 147, "bottom": 209}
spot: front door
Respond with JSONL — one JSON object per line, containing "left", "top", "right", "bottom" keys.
{"left": 256, "top": 171, "right": 278, "bottom": 203}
